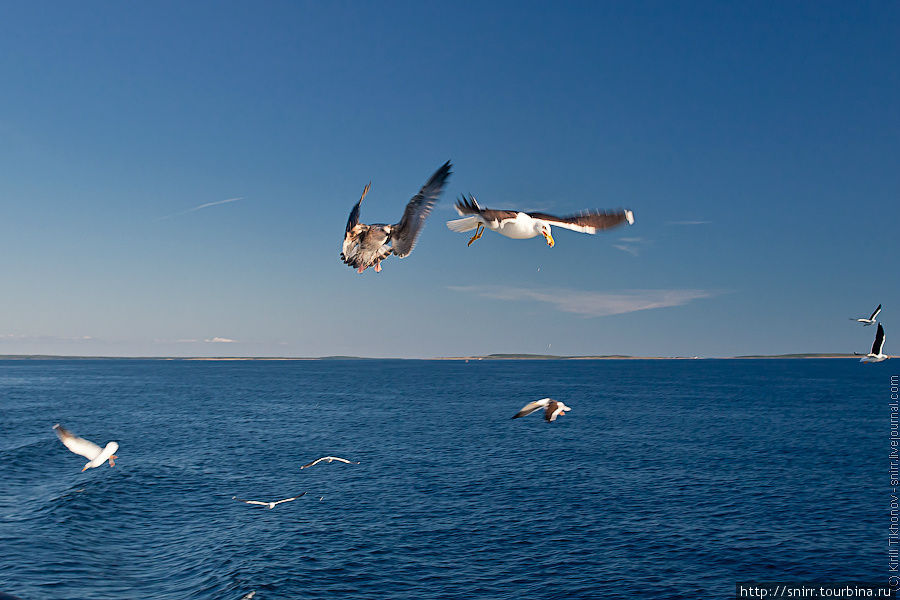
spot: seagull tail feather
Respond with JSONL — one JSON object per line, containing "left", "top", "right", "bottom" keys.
{"left": 446, "top": 216, "right": 480, "bottom": 233}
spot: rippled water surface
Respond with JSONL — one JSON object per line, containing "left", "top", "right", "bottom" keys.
{"left": 0, "top": 359, "right": 889, "bottom": 599}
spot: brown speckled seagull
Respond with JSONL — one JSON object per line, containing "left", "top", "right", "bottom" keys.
{"left": 341, "top": 161, "right": 451, "bottom": 273}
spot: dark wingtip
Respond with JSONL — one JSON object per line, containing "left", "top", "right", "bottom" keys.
{"left": 433, "top": 160, "right": 452, "bottom": 183}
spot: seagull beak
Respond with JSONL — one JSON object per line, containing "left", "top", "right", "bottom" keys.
{"left": 81, "top": 465, "right": 89, "bottom": 472}
{"left": 542, "top": 231, "right": 555, "bottom": 247}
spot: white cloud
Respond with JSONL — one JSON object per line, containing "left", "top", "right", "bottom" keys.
{"left": 156, "top": 197, "right": 244, "bottom": 221}
{"left": 449, "top": 286, "right": 715, "bottom": 317}
{"left": 613, "top": 236, "right": 646, "bottom": 256}
{"left": 613, "top": 244, "right": 640, "bottom": 256}
{"left": 204, "top": 337, "right": 236, "bottom": 343}
{"left": 0, "top": 333, "right": 95, "bottom": 342}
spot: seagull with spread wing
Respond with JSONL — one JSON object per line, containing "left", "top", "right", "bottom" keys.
{"left": 300, "top": 456, "right": 359, "bottom": 469}
{"left": 446, "top": 194, "right": 633, "bottom": 247}
{"left": 851, "top": 304, "right": 882, "bottom": 326}
{"left": 511, "top": 398, "right": 572, "bottom": 423}
{"left": 232, "top": 492, "right": 307, "bottom": 509}
{"left": 52, "top": 424, "right": 119, "bottom": 471}
{"left": 341, "top": 161, "right": 451, "bottom": 273}
{"left": 859, "top": 323, "right": 889, "bottom": 363}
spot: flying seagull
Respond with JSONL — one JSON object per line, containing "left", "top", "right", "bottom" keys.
{"left": 232, "top": 492, "right": 307, "bottom": 509}
{"left": 851, "top": 304, "right": 882, "bottom": 326}
{"left": 446, "top": 195, "right": 633, "bottom": 247}
{"left": 300, "top": 456, "right": 360, "bottom": 469}
{"left": 52, "top": 424, "right": 119, "bottom": 471}
{"left": 511, "top": 398, "right": 572, "bottom": 423}
{"left": 341, "top": 161, "right": 452, "bottom": 273}
{"left": 860, "top": 323, "right": 889, "bottom": 363}
{"left": 239, "top": 593, "right": 256, "bottom": 600}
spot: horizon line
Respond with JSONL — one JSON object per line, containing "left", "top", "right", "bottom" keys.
{"left": 0, "top": 352, "right": 871, "bottom": 361}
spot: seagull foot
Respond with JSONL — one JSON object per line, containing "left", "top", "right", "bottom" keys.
{"left": 357, "top": 265, "right": 365, "bottom": 274}
{"left": 374, "top": 262, "right": 382, "bottom": 273}
{"left": 467, "top": 225, "right": 484, "bottom": 247}
{"left": 109, "top": 455, "right": 118, "bottom": 467}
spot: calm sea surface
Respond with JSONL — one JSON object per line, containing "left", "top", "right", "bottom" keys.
{"left": 0, "top": 359, "right": 890, "bottom": 599}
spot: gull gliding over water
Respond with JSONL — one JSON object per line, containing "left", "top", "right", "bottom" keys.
{"left": 860, "top": 323, "right": 889, "bottom": 363}
{"left": 232, "top": 492, "right": 307, "bottom": 509}
{"left": 851, "top": 304, "right": 882, "bottom": 326}
{"left": 52, "top": 424, "right": 119, "bottom": 471}
{"left": 300, "top": 456, "right": 360, "bottom": 469}
{"left": 511, "top": 398, "right": 572, "bottom": 423}
{"left": 341, "top": 161, "right": 452, "bottom": 273}
{"left": 447, "top": 195, "right": 633, "bottom": 247}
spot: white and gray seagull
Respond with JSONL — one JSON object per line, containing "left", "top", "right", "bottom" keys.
{"left": 300, "top": 456, "right": 360, "bottom": 469}
{"left": 52, "top": 424, "right": 119, "bottom": 471}
{"left": 447, "top": 195, "right": 633, "bottom": 248}
{"left": 232, "top": 492, "right": 307, "bottom": 509}
{"left": 851, "top": 304, "right": 882, "bottom": 326}
{"left": 341, "top": 161, "right": 451, "bottom": 273}
{"left": 511, "top": 398, "right": 572, "bottom": 423}
{"left": 859, "top": 323, "right": 889, "bottom": 363}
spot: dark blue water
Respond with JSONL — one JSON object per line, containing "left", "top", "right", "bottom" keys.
{"left": 0, "top": 359, "right": 890, "bottom": 599}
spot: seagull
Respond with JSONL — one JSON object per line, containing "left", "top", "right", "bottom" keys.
{"left": 341, "top": 161, "right": 451, "bottom": 273}
{"left": 300, "top": 456, "right": 360, "bottom": 469}
{"left": 511, "top": 398, "right": 572, "bottom": 423}
{"left": 851, "top": 304, "right": 882, "bottom": 326}
{"left": 232, "top": 492, "right": 307, "bottom": 509}
{"left": 446, "top": 195, "right": 633, "bottom": 247}
{"left": 860, "top": 323, "right": 889, "bottom": 363}
{"left": 52, "top": 424, "right": 119, "bottom": 471}
{"left": 239, "top": 592, "right": 256, "bottom": 600}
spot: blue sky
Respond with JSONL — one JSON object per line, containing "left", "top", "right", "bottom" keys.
{"left": 0, "top": 1, "right": 897, "bottom": 357}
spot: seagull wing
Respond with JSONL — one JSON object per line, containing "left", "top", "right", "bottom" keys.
{"left": 53, "top": 424, "right": 102, "bottom": 460}
{"left": 233, "top": 497, "right": 269, "bottom": 506}
{"left": 300, "top": 457, "right": 326, "bottom": 469}
{"left": 512, "top": 398, "right": 551, "bottom": 419}
{"left": 324, "top": 456, "right": 358, "bottom": 464}
{"left": 341, "top": 183, "right": 371, "bottom": 266}
{"left": 527, "top": 210, "right": 633, "bottom": 234}
{"left": 871, "top": 304, "right": 883, "bottom": 320}
{"left": 389, "top": 161, "right": 452, "bottom": 257}
{"left": 873, "top": 323, "right": 886, "bottom": 355}
{"left": 274, "top": 492, "right": 308, "bottom": 505}
{"left": 454, "top": 194, "right": 519, "bottom": 225}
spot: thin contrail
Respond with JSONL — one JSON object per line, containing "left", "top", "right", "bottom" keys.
{"left": 156, "top": 197, "right": 244, "bottom": 221}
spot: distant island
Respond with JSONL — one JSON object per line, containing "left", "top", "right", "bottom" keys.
{"left": 0, "top": 353, "right": 866, "bottom": 360}
{"left": 436, "top": 353, "right": 859, "bottom": 360}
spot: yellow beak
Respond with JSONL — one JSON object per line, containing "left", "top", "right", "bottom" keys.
{"left": 542, "top": 231, "right": 555, "bottom": 247}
